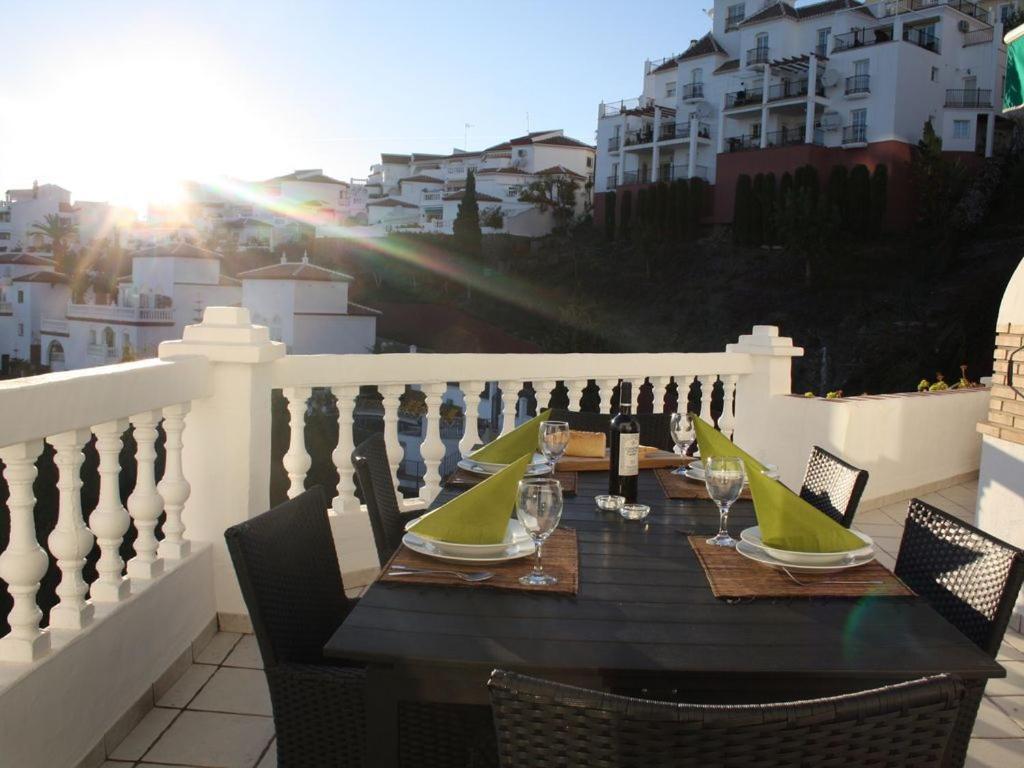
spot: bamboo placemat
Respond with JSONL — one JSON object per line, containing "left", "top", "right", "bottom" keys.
{"left": 688, "top": 536, "right": 914, "bottom": 599}
{"left": 378, "top": 528, "right": 578, "bottom": 596}
{"left": 445, "top": 469, "right": 578, "bottom": 496}
{"left": 656, "top": 468, "right": 753, "bottom": 501}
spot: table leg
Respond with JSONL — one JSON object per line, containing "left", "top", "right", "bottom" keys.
{"left": 366, "top": 665, "right": 399, "bottom": 768}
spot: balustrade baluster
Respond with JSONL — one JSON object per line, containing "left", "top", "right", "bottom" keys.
{"left": 564, "top": 379, "right": 586, "bottom": 413}
{"left": 699, "top": 375, "right": 716, "bottom": 424}
{"left": 420, "top": 383, "right": 447, "bottom": 503}
{"left": 47, "top": 429, "right": 95, "bottom": 629}
{"left": 498, "top": 380, "right": 520, "bottom": 435}
{"left": 598, "top": 378, "right": 618, "bottom": 414}
{"left": 282, "top": 387, "right": 312, "bottom": 499}
{"left": 458, "top": 381, "right": 484, "bottom": 457}
{"left": 534, "top": 380, "right": 555, "bottom": 413}
{"left": 719, "top": 375, "right": 738, "bottom": 437}
{"left": 0, "top": 441, "right": 50, "bottom": 662}
{"left": 158, "top": 403, "right": 191, "bottom": 559}
{"left": 380, "top": 384, "right": 406, "bottom": 492}
{"left": 90, "top": 420, "right": 131, "bottom": 602}
{"left": 626, "top": 378, "right": 644, "bottom": 412}
{"left": 127, "top": 411, "right": 165, "bottom": 580}
{"left": 651, "top": 376, "right": 671, "bottom": 412}
{"left": 331, "top": 385, "right": 359, "bottom": 514}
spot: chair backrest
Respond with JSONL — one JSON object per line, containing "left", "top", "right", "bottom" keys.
{"left": 548, "top": 408, "right": 675, "bottom": 452}
{"left": 895, "top": 498, "right": 1024, "bottom": 657}
{"left": 799, "top": 446, "right": 869, "bottom": 528}
{"left": 224, "top": 486, "right": 353, "bottom": 669}
{"left": 352, "top": 432, "right": 405, "bottom": 566}
{"left": 488, "top": 670, "right": 963, "bottom": 768}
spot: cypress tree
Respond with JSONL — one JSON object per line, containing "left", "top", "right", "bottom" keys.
{"left": 674, "top": 179, "right": 690, "bottom": 240}
{"left": 453, "top": 169, "right": 482, "bottom": 260}
{"left": 655, "top": 182, "right": 670, "bottom": 238}
{"left": 734, "top": 174, "right": 753, "bottom": 244}
{"left": 604, "top": 190, "right": 617, "bottom": 240}
{"left": 688, "top": 177, "right": 704, "bottom": 238}
{"left": 750, "top": 174, "right": 766, "bottom": 246}
{"left": 848, "top": 164, "right": 871, "bottom": 238}
{"left": 870, "top": 164, "right": 888, "bottom": 237}
{"left": 619, "top": 189, "right": 632, "bottom": 240}
{"left": 635, "top": 187, "right": 649, "bottom": 241}
{"left": 779, "top": 171, "right": 794, "bottom": 213}
{"left": 826, "top": 165, "right": 848, "bottom": 229}
{"left": 763, "top": 172, "right": 778, "bottom": 246}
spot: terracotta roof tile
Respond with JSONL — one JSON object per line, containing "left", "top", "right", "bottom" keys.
{"left": 442, "top": 191, "right": 503, "bottom": 202}
{"left": 133, "top": 242, "right": 224, "bottom": 260}
{"left": 238, "top": 260, "right": 354, "bottom": 283}
{"left": 367, "top": 198, "right": 419, "bottom": 208}
{"left": 399, "top": 175, "right": 444, "bottom": 185}
{"left": 13, "top": 270, "right": 68, "bottom": 284}
{"left": 653, "top": 33, "right": 728, "bottom": 72}
{"left": 0, "top": 252, "right": 55, "bottom": 266}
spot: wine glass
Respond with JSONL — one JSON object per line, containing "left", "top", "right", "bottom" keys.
{"left": 538, "top": 420, "right": 570, "bottom": 472}
{"left": 515, "top": 478, "right": 564, "bottom": 586}
{"left": 704, "top": 456, "right": 745, "bottom": 548}
{"left": 669, "top": 412, "right": 694, "bottom": 475}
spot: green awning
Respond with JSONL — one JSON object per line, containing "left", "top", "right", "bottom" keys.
{"left": 1005, "top": 26, "right": 1024, "bottom": 113}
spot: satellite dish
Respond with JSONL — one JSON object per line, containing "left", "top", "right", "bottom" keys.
{"left": 821, "top": 111, "right": 842, "bottom": 131}
{"left": 694, "top": 100, "right": 715, "bottom": 120}
{"left": 820, "top": 68, "right": 841, "bottom": 88}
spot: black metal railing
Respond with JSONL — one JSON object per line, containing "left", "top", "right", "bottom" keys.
{"left": 725, "top": 88, "right": 764, "bottom": 109}
{"left": 814, "top": 43, "right": 829, "bottom": 58}
{"left": 747, "top": 46, "right": 770, "bottom": 66}
{"left": 765, "top": 129, "right": 806, "bottom": 149}
{"left": 659, "top": 122, "right": 678, "bottom": 141}
{"left": 606, "top": 175, "right": 617, "bottom": 189}
{"left": 725, "top": 12, "right": 745, "bottom": 31}
{"left": 622, "top": 171, "right": 639, "bottom": 185}
{"left": 767, "top": 78, "right": 826, "bottom": 101}
{"left": 911, "top": 0, "right": 989, "bottom": 24}
{"left": 846, "top": 74, "right": 871, "bottom": 95}
{"left": 624, "top": 127, "right": 655, "bottom": 146}
{"left": 725, "top": 135, "right": 759, "bottom": 153}
{"left": 833, "top": 26, "right": 893, "bottom": 52}
{"left": 608, "top": 136, "right": 620, "bottom": 151}
{"left": 843, "top": 125, "right": 868, "bottom": 144}
{"left": 903, "top": 27, "right": 940, "bottom": 53}
{"left": 681, "top": 82, "right": 704, "bottom": 100}
{"left": 946, "top": 88, "right": 992, "bottom": 108}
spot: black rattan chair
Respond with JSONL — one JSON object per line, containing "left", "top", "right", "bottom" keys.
{"left": 224, "top": 486, "right": 365, "bottom": 768}
{"left": 352, "top": 432, "right": 419, "bottom": 566}
{"left": 895, "top": 498, "right": 1024, "bottom": 767}
{"left": 798, "top": 446, "right": 869, "bottom": 528}
{"left": 548, "top": 408, "right": 675, "bottom": 452}
{"left": 488, "top": 670, "right": 964, "bottom": 768}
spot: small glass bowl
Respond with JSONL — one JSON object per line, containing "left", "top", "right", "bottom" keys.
{"left": 620, "top": 503, "right": 651, "bottom": 521}
{"left": 595, "top": 495, "right": 626, "bottom": 512}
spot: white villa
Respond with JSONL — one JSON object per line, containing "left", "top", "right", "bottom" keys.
{"left": 594, "top": 0, "right": 1013, "bottom": 228}
{"left": 363, "top": 130, "right": 596, "bottom": 237}
{"left": 0, "top": 183, "right": 135, "bottom": 253}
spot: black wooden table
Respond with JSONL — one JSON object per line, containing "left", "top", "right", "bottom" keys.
{"left": 326, "top": 470, "right": 1005, "bottom": 767}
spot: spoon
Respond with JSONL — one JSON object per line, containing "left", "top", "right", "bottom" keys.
{"left": 387, "top": 565, "right": 494, "bottom": 582}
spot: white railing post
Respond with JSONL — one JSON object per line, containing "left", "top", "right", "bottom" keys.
{"left": 564, "top": 379, "right": 586, "bottom": 412}
{"left": 159, "top": 307, "right": 285, "bottom": 616}
{"left": 126, "top": 410, "right": 165, "bottom": 580}
{"left": 699, "top": 375, "right": 716, "bottom": 424}
{"left": 651, "top": 376, "right": 671, "bottom": 412}
{"left": 420, "top": 382, "right": 448, "bottom": 503}
{"left": 282, "top": 387, "right": 312, "bottom": 499}
{"left": 90, "top": 420, "right": 131, "bottom": 603}
{"left": 458, "top": 381, "right": 484, "bottom": 457}
{"left": 0, "top": 440, "right": 50, "bottom": 662}
{"left": 598, "top": 378, "right": 618, "bottom": 414}
{"left": 535, "top": 380, "right": 556, "bottom": 412}
{"left": 47, "top": 429, "right": 95, "bottom": 630}
{"left": 380, "top": 384, "right": 406, "bottom": 492}
{"left": 158, "top": 403, "right": 191, "bottom": 559}
{"left": 719, "top": 375, "right": 739, "bottom": 438}
{"left": 499, "top": 380, "right": 520, "bottom": 434}
{"left": 331, "top": 385, "right": 359, "bottom": 514}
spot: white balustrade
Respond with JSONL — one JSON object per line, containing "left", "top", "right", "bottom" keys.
{"left": 597, "top": 378, "right": 618, "bottom": 414}
{"left": 719, "top": 375, "right": 738, "bottom": 437}
{"left": 420, "top": 383, "right": 448, "bottom": 502}
{"left": 282, "top": 387, "right": 312, "bottom": 499}
{"left": 699, "top": 375, "right": 716, "bottom": 424}
{"left": 158, "top": 403, "right": 191, "bottom": 559}
{"left": 534, "top": 380, "right": 556, "bottom": 412}
{"left": 47, "top": 429, "right": 95, "bottom": 629}
{"left": 331, "top": 385, "right": 359, "bottom": 514}
{"left": 0, "top": 441, "right": 50, "bottom": 662}
{"left": 126, "top": 411, "right": 165, "bottom": 580}
{"left": 458, "top": 381, "right": 484, "bottom": 457}
{"left": 564, "top": 379, "right": 586, "bottom": 412}
{"left": 90, "top": 420, "right": 132, "bottom": 602}
{"left": 499, "top": 380, "right": 520, "bottom": 435}
{"left": 380, "top": 384, "right": 406, "bottom": 492}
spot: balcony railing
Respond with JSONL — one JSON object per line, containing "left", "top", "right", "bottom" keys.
{"left": 86, "top": 343, "right": 120, "bottom": 359}
{"left": 606, "top": 175, "right": 618, "bottom": 189}
{"left": 814, "top": 43, "right": 829, "bottom": 58}
{"left": 843, "top": 124, "right": 868, "bottom": 145}
{"left": 765, "top": 129, "right": 806, "bottom": 148}
{"left": 746, "top": 46, "right": 771, "bottom": 67}
{"left": 768, "top": 78, "right": 826, "bottom": 101}
{"left": 599, "top": 97, "right": 654, "bottom": 118}
{"left": 725, "top": 88, "right": 764, "bottom": 109}
{"left": 41, "top": 318, "right": 68, "bottom": 335}
{"left": 67, "top": 303, "right": 174, "bottom": 323}
{"left": 946, "top": 88, "right": 992, "bottom": 108}
{"left": 608, "top": 136, "right": 620, "bottom": 151}
{"left": 846, "top": 74, "right": 871, "bottom": 95}
{"left": 625, "top": 127, "right": 655, "bottom": 146}
{"left": 833, "top": 27, "right": 894, "bottom": 52}
{"left": 725, "top": 13, "right": 744, "bottom": 31}
{"left": 910, "top": 0, "right": 990, "bottom": 23}
{"left": 725, "top": 134, "right": 760, "bottom": 153}
{"left": 0, "top": 300, "right": 11, "bottom": 314}
{"left": 963, "top": 28, "right": 994, "bottom": 47}
{"left": 659, "top": 122, "right": 679, "bottom": 141}
{"left": 658, "top": 164, "right": 709, "bottom": 182}
{"left": 622, "top": 170, "right": 640, "bottom": 185}
{"left": 681, "top": 82, "right": 704, "bottom": 100}
{"left": 903, "top": 27, "right": 940, "bottom": 53}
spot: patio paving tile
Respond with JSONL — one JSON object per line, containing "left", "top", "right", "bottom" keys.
{"left": 108, "top": 705, "right": 179, "bottom": 760}
{"left": 189, "top": 666, "right": 273, "bottom": 716}
{"left": 985, "top": 662, "right": 1024, "bottom": 697}
{"left": 1005, "top": 630, "right": 1024, "bottom": 654}
{"left": 965, "top": 736, "right": 1024, "bottom": 767}
{"left": 936, "top": 484, "right": 979, "bottom": 510}
{"left": 143, "top": 710, "right": 274, "bottom": 768}
{"left": 224, "top": 633, "right": 263, "bottom": 669}
{"left": 257, "top": 740, "right": 278, "bottom": 767}
{"left": 156, "top": 663, "right": 217, "bottom": 708}
{"left": 195, "top": 631, "right": 243, "bottom": 664}
{"left": 999, "top": 642, "right": 1024, "bottom": 663}
{"left": 993, "top": 697, "right": 1024, "bottom": 730}
{"left": 972, "top": 697, "right": 1024, "bottom": 738}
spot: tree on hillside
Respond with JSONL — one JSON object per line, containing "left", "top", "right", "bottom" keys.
{"left": 453, "top": 169, "right": 482, "bottom": 261}
{"left": 29, "top": 213, "right": 78, "bottom": 274}
{"left": 604, "top": 190, "right": 617, "bottom": 240}
{"left": 847, "top": 164, "right": 871, "bottom": 237}
{"left": 912, "top": 120, "right": 966, "bottom": 234}
{"left": 518, "top": 176, "right": 579, "bottom": 232}
{"left": 870, "top": 164, "right": 888, "bottom": 236}
{"left": 733, "top": 174, "right": 753, "bottom": 244}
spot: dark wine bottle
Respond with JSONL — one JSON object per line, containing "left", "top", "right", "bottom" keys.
{"left": 609, "top": 381, "right": 640, "bottom": 502}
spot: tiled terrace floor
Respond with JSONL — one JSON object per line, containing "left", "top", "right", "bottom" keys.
{"left": 100, "top": 481, "right": 1024, "bottom": 768}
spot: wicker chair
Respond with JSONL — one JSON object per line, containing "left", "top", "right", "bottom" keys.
{"left": 352, "top": 433, "right": 418, "bottom": 566}
{"left": 488, "top": 670, "right": 965, "bottom": 768}
{"left": 547, "top": 408, "right": 675, "bottom": 452}
{"left": 798, "top": 446, "right": 869, "bottom": 528}
{"left": 224, "top": 486, "right": 365, "bottom": 768}
{"left": 895, "top": 498, "right": 1024, "bottom": 768}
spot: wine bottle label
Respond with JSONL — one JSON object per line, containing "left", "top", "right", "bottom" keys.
{"left": 618, "top": 433, "right": 640, "bottom": 476}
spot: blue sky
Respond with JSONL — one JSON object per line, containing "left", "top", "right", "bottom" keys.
{"left": 0, "top": 0, "right": 711, "bottom": 210}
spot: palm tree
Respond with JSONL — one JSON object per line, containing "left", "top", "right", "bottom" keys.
{"left": 29, "top": 213, "right": 79, "bottom": 274}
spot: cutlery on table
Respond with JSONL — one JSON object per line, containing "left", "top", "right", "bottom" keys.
{"left": 387, "top": 565, "right": 494, "bottom": 582}
{"left": 779, "top": 567, "right": 883, "bottom": 587}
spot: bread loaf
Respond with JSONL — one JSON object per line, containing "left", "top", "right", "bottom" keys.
{"left": 566, "top": 430, "right": 606, "bottom": 458}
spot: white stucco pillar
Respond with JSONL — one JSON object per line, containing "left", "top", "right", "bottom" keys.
{"left": 617, "top": 119, "right": 627, "bottom": 185}
{"left": 805, "top": 55, "right": 819, "bottom": 144}
{"left": 159, "top": 307, "right": 285, "bottom": 617}
{"left": 717, "top": 106, "right": 726, "bottom": 154}
{"left": 760, "top": 64, "right": 771, "bottom": 149}
{"left": 688, "top": 117, "right": 699, "bottom": 179}
{"left": 652, "top": 107, "right": 662, "bottom": 182}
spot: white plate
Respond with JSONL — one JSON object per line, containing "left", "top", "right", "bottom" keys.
{"left": 739, "top": 526, "right": 874, "bottom": 566}
{"left": 403, "top": 518, "right": 531, "bottom": 558}
{"left": 401, "top": 531, "right": 535, "bottom": 564}
{"left": 459, "top": 452, "right": 551, "bottom": 477}
{"left": 735, "top": 539, "right": 876, "bottom": 574}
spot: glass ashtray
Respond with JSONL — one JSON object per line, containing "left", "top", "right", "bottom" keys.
{"left": 595, "top": 494, "right": 626, "bottom": 512}
{"left": 620, "top": 503, "right": 651, "bottom": 521}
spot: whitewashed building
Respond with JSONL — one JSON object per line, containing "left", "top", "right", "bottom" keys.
{"left": 1, "top": 183, "right": 134, "bottom": 252}
{"left": 594, "top": 0, "right": 1012, "bottom": 228}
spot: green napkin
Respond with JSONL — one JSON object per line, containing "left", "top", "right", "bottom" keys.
{"left": 408, "top": 454, "right": 532, "bottom": 544}
{"left": 692, "top": 417, "right": 863, "bottom": 553}
{"left": 469, "top": 410, "right": 550, "bottom": 464}
{"left": 747, "top": 468, "right": 866, "bottom": 553}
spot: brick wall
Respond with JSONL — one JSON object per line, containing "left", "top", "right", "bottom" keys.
{"left": 978, "top": 322, "right": 1024, "bottom": 444}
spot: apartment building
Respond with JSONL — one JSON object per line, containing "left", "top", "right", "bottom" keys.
{"left": 363, "top": 130, "right": 596, "bottom": 237}
{"left": 0, "top": 183, "right": 134, "bottom": 252}
{"left": 594, "top": 0, "right": 1012, "bottom": 229}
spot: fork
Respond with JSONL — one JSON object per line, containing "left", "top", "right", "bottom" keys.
{"left": 387, "top": 565, "right": 494, "bottom": 582}
{"left": 779, "top": 567, "right": 883, "bottom": 587}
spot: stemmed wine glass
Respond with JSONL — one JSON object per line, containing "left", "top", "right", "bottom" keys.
{"left": 669, "top": 412, "right": 695, "bottom": 475}
{"left": 516, "top": 478, "right": 564, "bottom": 586}
{"left": 538, "top": 420, "right": 570, "bottom": 473}
{"left": 704, "top": 456, "right": 745, "bottom": 548}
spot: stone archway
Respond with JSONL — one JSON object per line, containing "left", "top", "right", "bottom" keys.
{"left": 47, "top": 340, "right": 65, "bottom": 371}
